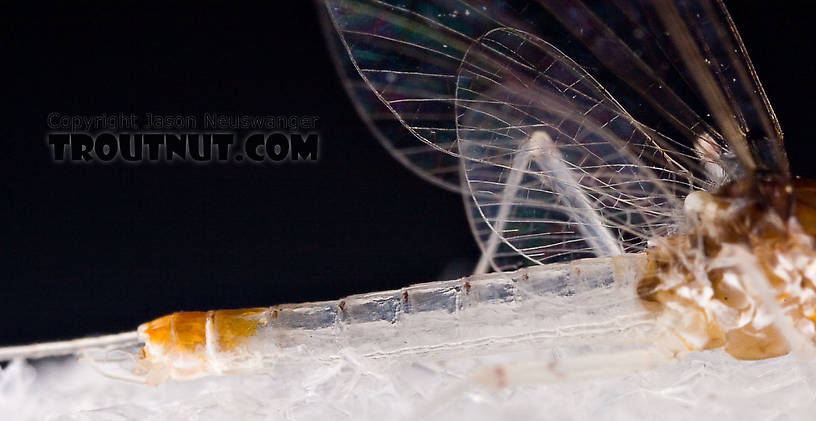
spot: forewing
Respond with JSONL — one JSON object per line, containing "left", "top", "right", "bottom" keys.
{"left": 320, "top": 10, "right": 463, "bottom": 191}
{"left": 321, "top": 0, "right": 491, "bottom": 191}
{"left": 625, "top": 0, "right": 788, "bottom": 175}
{"left": 320, "top": 0, "right": 752, "bottom": 185}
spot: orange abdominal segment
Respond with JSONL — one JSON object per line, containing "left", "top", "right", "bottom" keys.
{"left": 212, "top": 308, "right": 267, "bottom": 350}
{"left": 139, "top": 312, "right": 207, "bottom": 354}
{"left": 138, "top": 308, "right": 267, "bottom": 363}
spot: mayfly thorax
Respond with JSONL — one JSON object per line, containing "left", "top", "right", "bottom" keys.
{"left": 639, "top": 177, "right": 816, "bottom": 360}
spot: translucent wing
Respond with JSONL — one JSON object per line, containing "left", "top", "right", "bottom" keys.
{"left": 457, "top": 28, "right": 707, "bottom": 265}
{"left": 320, "top": 0, "right": 734, "bottom": 174}
{"left": 320, "top": 0, "right": 492, "bottom": 192}
{"left": 320, "top": 14, "right": 463, "bottom": 191}
{"left": 625, "top": 0, "right": 788, "bottom": 175}
{"left": 321, "top": 0, "right": 787, "bottom": 267}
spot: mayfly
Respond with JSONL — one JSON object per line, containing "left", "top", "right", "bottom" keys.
{"left": 2, "top": 0, "right": 816, "bottom": 393}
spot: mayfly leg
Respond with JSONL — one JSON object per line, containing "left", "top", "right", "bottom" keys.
{"left": 527, "top": 132, "right": 623, "bottom": 258}
{"left": 473, "top": 131, "right": 622, "bottom": 274}
{"left": 471, "top": 138, "right": 529, "bottom": 275}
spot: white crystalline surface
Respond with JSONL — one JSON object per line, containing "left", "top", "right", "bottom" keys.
{"left": 1, "top": 350, "right": 814, "bottom": 421}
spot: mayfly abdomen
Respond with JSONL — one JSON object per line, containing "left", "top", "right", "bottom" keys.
{"left": 136, "top": 254, "right": 660, "bottom": 382}
{"left": 132, "top": 177, "right": 816, "bottom": 384}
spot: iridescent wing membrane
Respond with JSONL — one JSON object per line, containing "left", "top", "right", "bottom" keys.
{"left": 320, "top": 0, "right": 788, "bottom": 269}
{"left": 322, "top": 23, "right": 463, "bottom": 191}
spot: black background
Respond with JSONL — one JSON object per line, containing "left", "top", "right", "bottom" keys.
{"left": 1, "top": 2, "right": 814, "bottom": 346}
